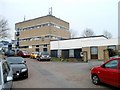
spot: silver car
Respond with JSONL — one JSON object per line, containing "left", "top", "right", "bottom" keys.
{"left": 0, "top": 59, "right": 13, "bottom": 90}
{"left": 36, "top": 51, "right": 51, "bottom": 61}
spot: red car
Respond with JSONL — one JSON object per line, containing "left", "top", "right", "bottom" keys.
{"left": 91, "top": 57, "right": 120, "bottom": 88}
{"left": 17, "top": 50, "right": 30, "bottom": 58}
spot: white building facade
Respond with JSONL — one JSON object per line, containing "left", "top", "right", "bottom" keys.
{"left": 50, "top": 35, "right": 119, "bottom": 61}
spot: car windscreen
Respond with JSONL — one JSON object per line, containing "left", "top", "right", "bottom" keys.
{"left": 0, "top": 66, "right": 2, "bottom": 85}
{"left": 35, "top": 52, "right": 39, "bottom": 54}
{"left": 23, "top": 51, "right": 29, "bottom": 54}
{"left": 32, "top": 52, "right": 38, "bottom": 54}
{"left": 7, "top": 57, "right": 24, "bottom": 64}
{"left": 42, "top": 52, "right": 49, "bottom": 55}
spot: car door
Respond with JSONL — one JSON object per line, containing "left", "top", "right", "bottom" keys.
{"left": 2, "top": 62, "right": 12, "bottom": 89}
{"left": 118, "top": 60, "right": 120, "bottom": 87}
{"left": 100, "top": 60, "right": 119, "bottom": 87}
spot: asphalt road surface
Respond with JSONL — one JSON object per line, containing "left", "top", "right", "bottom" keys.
{"left": 12, "top": 58, "right": 114, "bottom": 89}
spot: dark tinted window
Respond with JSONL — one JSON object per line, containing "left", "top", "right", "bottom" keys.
{"left": 42, "top": 52, "right": 49, "bottom": 55}
{"left": 2, "top": 63, "right": 9, "bottom": 83}
{"left": 7, "top": 57, "right": 24, "bottom": 64}
{"left": 108, "top": 45, "right": 116, "bottom": 50}
{"left": 22, "top": 51, "right": 29, "bottom": 54}
{"left": 33, "top": 52, "right": 39, "bottom": 54}
{"left": 4, "top": 62, "right": 10, "bottom": 72}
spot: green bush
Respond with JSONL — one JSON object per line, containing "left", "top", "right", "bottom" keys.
{"left": 51, "top": 57, "right": 81, "bottom": 62}
{"left": 51, "top": 57, "right": 61, "bottom": 62}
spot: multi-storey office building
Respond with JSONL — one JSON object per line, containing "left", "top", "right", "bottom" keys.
{"left": 15, "top": 15, "right": 71, "bottom": 53}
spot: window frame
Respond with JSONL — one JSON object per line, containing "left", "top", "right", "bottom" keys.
{"left": 90, "top": 47, "right": 98, "bottom": 55}
{"left": 90, "top": 46, "right": 98, "bottom": 59}
{"left": 107, "top": 45, "right": 116, "bottom": 50}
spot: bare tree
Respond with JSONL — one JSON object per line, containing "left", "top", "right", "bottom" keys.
{"left": 103, "top": 30, "right": 112, "bottom": 39}
{"left": 69, "top": 29, "right": 77, "bottom": 38}
{"left": 81, "top": 28, "right": 95, "bottom": 37}
{"left": 0, "top": 16, "right": 10, "bottom": 39}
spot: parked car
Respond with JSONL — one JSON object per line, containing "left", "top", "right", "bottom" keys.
{"left": 17, "top": 50, "right": 30, "bottom": 58}
{"left": 91, "top": 57, "right": 120, "bottom": 88}
{"left": 0, "top": 59, "right": 13, "bottom": 90}
{"left": 36, "top": 51, "right": 51, "bottom": 61}
{"left": 7, "top": 57, "right": 28, "bottom": 79}
{"left": 30, "top": 52, "right": 41, "bottom": 59}
{"left": 4, "top": 50, "right": 15, "bottom": 57}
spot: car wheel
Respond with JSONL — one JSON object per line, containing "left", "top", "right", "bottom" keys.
{"left": 92, "top": 74, "right": 100, "bottom": 85}
{"left": 36, "top": 57, "right": 40, "bottom": 61}
{"left": 25, "top": 72, "right": 28, "bottom": 78}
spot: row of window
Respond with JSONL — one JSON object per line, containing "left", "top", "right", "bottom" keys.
{"left": 51, "top": 45, "right": 117, "bottom": 59}
{"left": 19, "top": 44, "right": 48, "bottom": 49}
{"left": 19, "top": 35, "right": 63, "bottom": 42}
{"left": 16, "top": 22, "right": 68, "bottom": 32}
{"left": 90, "top": 45, "right": 116, "bottom": 55}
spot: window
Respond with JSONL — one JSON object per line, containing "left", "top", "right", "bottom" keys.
{"left": 2, "top": 63, "right": 9, "bottom": 83}
{"left": 37, "top": 25, "right": 41, "bottom": 28}
{"left": 105, "top": 60, "right": 119, "bottom": 69}
{"left": 69, "top": 49, "right": 74, "bottom": 58}
{"left": 90, "top": 47, "right": 98, "bottom": 59}
{"left": 19, "top": 46, "right": 29, "bottom": 49}
{"left": 36, "top": 45, "right": 39, "bottom": 47}
{"left": 42, "top": 23, "right": 48, "bottom": 27}
{"left": 91, "top": 47, "right": 98, "bottom": 54}
{"left": 4, "top": 62, "right": 10, "bottom": 73}
{"left": 34, "top": 37, "right": 40, "bottom": 40}
{"left": 42, "top": 37, "right": 44, "bottom": 41}
{"left": 36, "top": 48, "right": 39, "bottom": 52}
{"left": 43, "top": 48, "right": 47, "bottom": 51}
{"left": 55, "top": 25, "right": 60, "bottom": 29}
{"left": 44, "top": 44, "right": 47, "bottom": 47}
{"left": 108, "top": 45, "right": 116, "bottom": 50}
{"left": 49, "top": 23, "right": 54, "bottom": 26}
{"left": 45, "top": 36, "right": 50, "bottom": 39}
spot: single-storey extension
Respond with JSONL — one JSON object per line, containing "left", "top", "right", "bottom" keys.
{"left": 50, "top": 35, "right": 119, "bottom": 61}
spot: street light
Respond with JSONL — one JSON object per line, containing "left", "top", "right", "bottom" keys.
{"left": 15, "top": 29, "right": 20, "bottom": 52}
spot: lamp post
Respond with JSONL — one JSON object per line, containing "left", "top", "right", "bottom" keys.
{"left": 15, "top": 29, "right": 20, "bottom": 53}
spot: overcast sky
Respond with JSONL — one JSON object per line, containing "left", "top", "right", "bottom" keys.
{"left": 0, "top": 0, "right": 119, "bottom": 39}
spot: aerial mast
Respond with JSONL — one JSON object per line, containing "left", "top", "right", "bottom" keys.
{"left": 49, "top": 7, "right": 52, "bottom": 15}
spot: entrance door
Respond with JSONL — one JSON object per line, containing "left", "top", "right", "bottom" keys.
{"left": 90, "top": 47, "right": 98, "bottom": 59}
{"left": 74, "top": 49, "right": 82, "bottom": 59}
{"left": 62, "top": 50, "right": 69, "bottom": 59}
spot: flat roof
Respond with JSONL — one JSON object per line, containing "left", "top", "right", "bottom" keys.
{"left": 50, "top": 35, "right": 108, "bottom": 41}
{"left": 15, "top": 15, "right": 69, "bottom": 25}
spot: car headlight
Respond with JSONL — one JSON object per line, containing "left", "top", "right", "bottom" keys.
{"left": 41, "top": 55, "right": 44, "bottom": 57}
{"left": 21, "top": 68, "right": 27, "bottom": 72}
